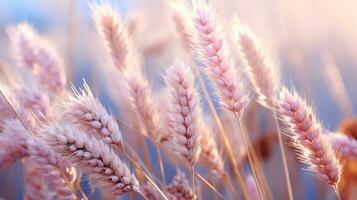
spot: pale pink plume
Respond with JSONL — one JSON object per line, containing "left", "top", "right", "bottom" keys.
{"left": 233, "top": 20, "right": 280, "bottom": 108}
{"left": 27, "top": 137, "right": 76, "bottom": 200}
{"left": 7, "top": 23, "right": 37, "bottom": 70}
{"left": 166, "top": 170, "right": 195, "bottom": 200}
{"left": 0, "top": 94, "right": 16, "bottom": 124}
{"left": 15, "top": 86, "right": 50, "bottom": 123}
{"left": 0, "top": 119, "right": 75, "bottom": 199}
{"left": 245, "top": 175, "right": 259, "bottom": 200}
{"left": 23, "top": 161, "right": 46, "bottom": 200}
{"left": 278, "top": 88, "right": 342, "bottom": 186}
{"left": 8, "top": 23, "right": 66, "bottom": 94}
{"left": 141, "top": 182, "right": 161, "bottom": 200}
{"left": 327, "top": 132, "right": 357, "bottom": 160}
{"left": 41, "top": 123, "right": 139, "bottom": 195}
{"left": 125, "top": 73, "right": 162, "bottom": 143}
{"left": 199, "top": 125, "right": 225, "bottom": 176}
{"left": 165, "top": 60, "right": 203, "bottom": 166}
{"left": 91, "top": 3, "right": 131, "bottom": 72}
{"left": 192, "top": 0, "right": 249, "bottom": 113}
{"left": 34, "top": 40, "right": 66, "bottom": 94}
{"left": 170, "top": 2, "right": 195, "bottom": 52}
{"left": 62, "top": 83, "right": 123, "bottom": 149}
{"left": 0, "top": 119, "right": 29, "bottom": 169}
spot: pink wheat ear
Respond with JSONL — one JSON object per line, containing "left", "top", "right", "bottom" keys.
{"left": 91, "top": 2, "right": 132, "bottom": 72}
{"left": 327, "top": 132, "right": 357, "bottom": 160}
{"left": 277, "top": 88, "right": 342, "bottom": 186}
{"left": 23, "top": 160, "right": 46, "bottom": 200}
{"left": 8, "top": 23, "right": 66, "bottom": 94}
{"left": 166, "top": 170, "right": 195, "bottom": 200}
{"left": 1, "top": 119, "right": 75, "bottom": 199}
{"left": 141, "top": 182, "right": 161, "bottom": 200}
{"left": 15, "top": 86, "right": 50, "bottom": 123}
{"left": 41, "top": 123, "right": 139, "bottom": 196}
{"left": 7, "top": 23, "right": 37, "bottom": 70}
{"left": 0, "top": 119, "right": 29, "bottom": 169}
{"left": 233, "top": 19, "right": 280, "bottom": 108}
{"left": 169, "top": 2, "right": 195, "bottom": 52}
{"left": 125, "top": 73, "right": 162, "bottom": 144}
{"left": 62, "top": 83, "right": 123, "bottom": 149}
{"left": 192, "top": 0, "right": 249, "bottom": 114}
{"left": 165, "top": 60, "right": 203, "bottom": 166}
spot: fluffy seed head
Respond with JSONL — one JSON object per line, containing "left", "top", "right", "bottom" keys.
{"left": 233, "top": 20, "right": 280, "bottom": 108}
{"left": 125, "top": 73, "right": 162, "bottom": 143}
{"left": 8, "top": 23, "right": 66, "bottom": 94}
{"left": 165, "top": 60, "right": 203, "bottom": 166}
{"left": 62, "top": 83, "right": 123, "bottom": 149}
{"left": 91, "top": 3, "right": 131, "bottom": 72}
{"left": 192, "top": 0, "right": 249, "bottom": 113}
{"left": 0, "top": 119, "right": 29, "bottom": 168}
{"left": 327, "top": 132, "right": 357, "bottom": 160}
{"left": 166, "top": 170, "right": 194, "bottom": 200}
{"left": 278, "top": 88, "right": 342, "bottom": 186}
{"left": 7, "top": 23, "right": 37, "bottom": 70}
{"left": 41, "top": 123, "right": 139, "bottom": 195}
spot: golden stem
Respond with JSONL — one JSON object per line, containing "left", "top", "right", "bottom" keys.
{"left": 156, "top": 146, "right": 166, "bottom": 185}
{"left": 234, "top": 113, "right": 264, "bottom": 200}
{"left": 192, "top": 64, "right": 249, "bottom": 199}
{"left": 273, "top": 109, "right": 294, "bottom": 200}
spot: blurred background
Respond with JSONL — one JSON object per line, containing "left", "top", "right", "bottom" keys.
{"left": 0, "top": 0, "right": 357, "bottom": 199}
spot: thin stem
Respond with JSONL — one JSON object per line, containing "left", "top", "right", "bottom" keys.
{"left": 248, "top": 142, "right": 273, "bottom": 200}
{"left": 122, "top": 145, "right": 168, "bottom": 200}
{"left": 333, "top": 186, "right": 341, "bottom": 200}
{"left": 137, "top": 190, "right": 149, "bottom": 200}
{"left": 193, "top": 64, "right": 249, "bottom": 199}
{"left": 272, "top": 110, "right": 294, "bottom": 200}
{"left": 156, "top": 146, "right": 166, "bottom": 185}
{"left": 191, "top": 165, "right": 196, "bottom": 199}
{"left": 195, "top": 172, "right": 226, "bottom": 200}
{"left": 234, "top": 113, "right": 264, "bottom": 200}
{"left": 222, "top": 173, "right": 238, "bottom": 199}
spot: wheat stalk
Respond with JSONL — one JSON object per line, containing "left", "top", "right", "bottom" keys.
{"left": 233, "top": 19, "right": 293, "bottom": 200}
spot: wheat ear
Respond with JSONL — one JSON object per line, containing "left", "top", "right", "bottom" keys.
{"left": 8, "top": 23, "right": 66, "bottom": 94}
{"left": 91, "top": 2, "right": 132, "bottom": 72}
{"left": 41, "top": 123, "right": 139, "bottom": 196}
{"left": 62, "top": 83, "right": 123, "bottom": 149}
{"left": 277, "top": 88, "right": 342, "bottom": 187}
{"left": 327, "top": 132, "right": 357, "bottom": 160}
{"left": 192, "top": 0, "right": 249, "bottom": 114}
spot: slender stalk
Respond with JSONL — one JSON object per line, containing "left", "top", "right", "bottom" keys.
{"left": 122, "top": 145, "right": 168, "bottom": 200}
{"left": 234, "top": 113, "right": 264, "bottom": 200}
{"left": 195, "top": 172, "right": 226, "bottom": 200}
{"left": 141, "top": 138, "right": 154, "bottom": 172}
{"left": 191, "top": 165, "right": 196, "bottom": 200}
{"left": 334, "top": 186, "right": 341, "bottom": 200}
{"left": 156, "top": 146, "right": 166, "bottom": 185}
{"left": 222, "top": 174, "right": 238, "bottom": 199}
{"left": 137, "top": 190, "right": 149, "bottom": 200}
{"left": 247, "top": 139, "right": 273, "bottom": 200}
{"left": 272, "top": 109, "right": 294, "bottom": 200}
{"left": 192, "top": 64, "right": 249, "bottom": 199}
